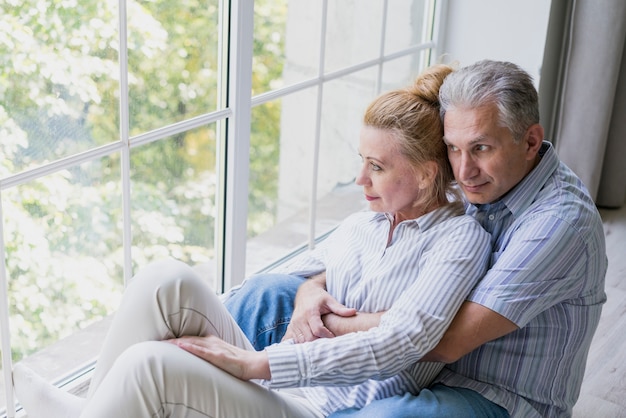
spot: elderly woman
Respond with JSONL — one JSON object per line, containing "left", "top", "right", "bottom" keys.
{"left": 14, "top": 64, "right": 490, "bottom": 418}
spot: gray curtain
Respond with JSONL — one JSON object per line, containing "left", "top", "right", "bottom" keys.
{"left": 539, "top": 0, "right": 626, "bottom": 208}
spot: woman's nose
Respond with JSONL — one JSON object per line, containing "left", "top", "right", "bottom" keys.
{"left": 355, "top": 166, "right": 369, "bottom": 186}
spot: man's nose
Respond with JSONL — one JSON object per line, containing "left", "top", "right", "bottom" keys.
{"left": 458, "top": 153, "right": 478, "bottom": 180}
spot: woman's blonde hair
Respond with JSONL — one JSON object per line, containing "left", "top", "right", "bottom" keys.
{"left": 363, "top": 64, "right": 459, "bottom": 210}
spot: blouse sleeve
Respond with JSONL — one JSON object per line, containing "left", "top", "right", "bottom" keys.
{"left": 265, "top": 217, "right": 491, "bottom": 388}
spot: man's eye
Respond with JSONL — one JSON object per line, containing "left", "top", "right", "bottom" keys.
{"left": 476, "top": 144, "right": 489, "bottom": 152}
{"left": 447, "top": 144, "right": 458, "bottom": 152}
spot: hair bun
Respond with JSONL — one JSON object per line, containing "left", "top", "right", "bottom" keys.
{"left": 408, "top": 64, "right": 454, "bottom": 106}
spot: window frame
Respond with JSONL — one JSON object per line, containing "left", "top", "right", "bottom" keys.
{"left": 0, "top": 0, "right": 442, "bottom": 415}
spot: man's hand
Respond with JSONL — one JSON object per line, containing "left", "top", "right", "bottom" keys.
{"left": 169, "top": 335, "right": 271, "bottom": 381}
{"left": 321, "top": 311, "right": 384, "bottom": 337}
{"left": 282, "top": 272, "right": 356, "bottom": 343}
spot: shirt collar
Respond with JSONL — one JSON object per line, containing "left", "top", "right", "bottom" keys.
{"left": 378, "top": 201, "right": 465, "bottom": 231}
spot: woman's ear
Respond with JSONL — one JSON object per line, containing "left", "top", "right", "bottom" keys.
{"left": 418, "top": 161, "right": 438, "bottom": 189}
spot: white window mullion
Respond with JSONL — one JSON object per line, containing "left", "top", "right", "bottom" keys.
{"left": 0, "top": 197, "right": 15, "bottom": 417}
{"left": 376, "top": 0, "right": 390, "bottom": 95}
{"left": 222, "top": 0, "right": 255, "bottom": 290}
{"left": 307, "top": 0, "right": 329, "bottom": 250}
{"left": 430, "top": 0, "right": 447, "bottom": 66}
{"left": 118, "top": 0, "right": 133, "bottom": 286}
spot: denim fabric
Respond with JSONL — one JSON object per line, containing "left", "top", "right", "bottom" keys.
{"left": 223, "top": 273, "right": 304, "bottom": 351}
{"left": 328, "top": 384, "right": 509, "bottom": 418}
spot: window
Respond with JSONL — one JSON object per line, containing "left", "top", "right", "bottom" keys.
{"left": 0, "top": 0, "right": 439, "bottom": 415}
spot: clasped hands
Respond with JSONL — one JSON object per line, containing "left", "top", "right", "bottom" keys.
{"left": 169, "top": 272, "right": 361, "bottom": 382}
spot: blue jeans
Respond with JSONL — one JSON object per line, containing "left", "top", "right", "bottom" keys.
{"left": 224, "top": 274, "right": 509, "bottom": 418}
{"left": 328, "top": 385, "right": 509, "bottom": 417}
{"left": 223, "top": 273, "right": 305, "bottom": 350}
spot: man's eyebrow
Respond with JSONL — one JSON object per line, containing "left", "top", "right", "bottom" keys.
{"left": 468, "top": 136, "right": 489, "bottom": 145}
{"left": 442, "top": 135, "right": 489, "bottom": 145}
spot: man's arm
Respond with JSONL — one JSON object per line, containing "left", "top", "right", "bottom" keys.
{"left": 322, "top": 311, "right": 384, "bottom": 336}
{"left": 421, "top": 301, "right": 518, "bottom": 363}
{"left": 323, "top": 300, "right": 518, "bottom": 360}
{"left": 284, "top": 275, "right": 518, "bottom": 360}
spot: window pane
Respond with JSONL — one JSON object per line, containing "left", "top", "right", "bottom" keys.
{"left": 382, "top": 51, "right": 431, "bottom": 91}
{"left": 325, "top": 0, "right": 384, "bottom": 73}
{"left": 313, "top": 69, "right": 378, "bottom": 235}
{"left": 282, "top": 1, "right": 323, "bottom": 85}
{"left": 385, "top": 0, "right": 432, "bottom": 55}
{"left": 0, "top": 2, "right": 120, "bottom": 174}
{"left": 127, "top": 0, "right": 220, "bottom": 134}
{"left": 254, "top": 0, "right": 323, "bottom": 95}
{"left": 247, "top": 0, "right": 436, "bottom": 274}
{"left": 246, "top": 89, "right": 317, "bottom": 275}
{"left": 130, "top": 127, "right": 217, "bottom": 287}
{"left": 3, "top": 156, "right": 123, "bottom": 383}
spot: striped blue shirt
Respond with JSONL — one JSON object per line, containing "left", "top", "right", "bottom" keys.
{"left": 265, "top": 202, "right": 491, "bottom": 415}
{"left": 435, "top": 142, "right": 608, "bottom": 417}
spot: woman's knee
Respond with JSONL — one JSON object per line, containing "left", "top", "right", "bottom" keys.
{"left": 125, "top": 259, "right": 209, "bottom": 301}
{"left": 130, "top": 259, "right": 199, "bottom": 286}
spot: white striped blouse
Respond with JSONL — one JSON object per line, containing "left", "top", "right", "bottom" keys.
{"left": 266, "top": 201, "right": 491, "bottom": 415}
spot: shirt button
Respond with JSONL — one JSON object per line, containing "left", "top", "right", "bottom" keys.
{"left": 488, "top": 214, "right": 495, "bottom": 220}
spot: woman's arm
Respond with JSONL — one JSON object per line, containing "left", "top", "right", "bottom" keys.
{"left": 282, "top": 272, "right": 357, "bottom": 342}
{"left": 170, "top": 335, "right": 271, "bottom": 380}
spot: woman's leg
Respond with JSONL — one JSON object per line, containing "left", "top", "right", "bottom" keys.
{"left": 89, "top": 258, "right": 253, "bottom": 395}
{"left": 223, "top": 273, "right": 304, "bottom": 350}
{"left": 81, "top": 341, "right": 322, "bottom": 418}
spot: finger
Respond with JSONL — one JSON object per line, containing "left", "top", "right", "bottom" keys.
{"left": 308, "top": 315, "right": 334, "bottom": 339}
{"left": 282, "top": 324, "right": 298, "bottom": 342}
{"left": 326, "top": 300, "right": 357, "bottom": 317}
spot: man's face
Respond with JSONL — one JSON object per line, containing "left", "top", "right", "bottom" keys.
{"left": 443, "top": 104, "right": 538, "bottom": 205}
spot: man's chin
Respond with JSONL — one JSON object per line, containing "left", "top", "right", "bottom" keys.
{"left": 464, "top": 192, "right": 491, "bottom": 205}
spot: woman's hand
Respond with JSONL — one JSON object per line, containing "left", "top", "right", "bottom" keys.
{"left": 169, "top": 335, "right": 271, "bottom": 381}
{"left": 282, "top": 272, "right": 357, "bottom": 343}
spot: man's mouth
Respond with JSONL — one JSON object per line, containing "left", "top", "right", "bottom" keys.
{"left": 462, "top": 183, "right": 487, "bottom": 193}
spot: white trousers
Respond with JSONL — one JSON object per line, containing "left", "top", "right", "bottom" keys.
{"left": 82, "top": 259, "right": 323, "bottom": 418}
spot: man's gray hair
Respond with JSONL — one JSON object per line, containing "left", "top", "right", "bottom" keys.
{"left": 439, "top": 60, "right": 540, "bottom": 141}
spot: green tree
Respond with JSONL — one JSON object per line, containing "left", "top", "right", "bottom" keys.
{"left": 0, "top": 0, "right": 287, "bottom": 359}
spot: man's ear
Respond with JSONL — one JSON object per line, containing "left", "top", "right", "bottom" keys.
{"left": 524, "top": 123, "right": 544, "bottom": 160}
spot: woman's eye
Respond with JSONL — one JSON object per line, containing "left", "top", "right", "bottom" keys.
{"left": 370, "top": 162, "right": 381, "bottom": 171}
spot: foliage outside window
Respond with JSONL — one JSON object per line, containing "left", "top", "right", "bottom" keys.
{"left": 1, "top": 0, "right": 285, "bottom": 362}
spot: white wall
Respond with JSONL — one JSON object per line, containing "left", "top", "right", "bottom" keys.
{"left": 437, "top": 0, "right": 552, "bottom": 85}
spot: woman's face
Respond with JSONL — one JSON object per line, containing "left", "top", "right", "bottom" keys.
{"left": 355, "top": 126, "right": 434, "bottom": 222}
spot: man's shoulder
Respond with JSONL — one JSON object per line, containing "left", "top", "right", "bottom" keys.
{"left": 522, "top": 160, "right": 599, "bottom": 225}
